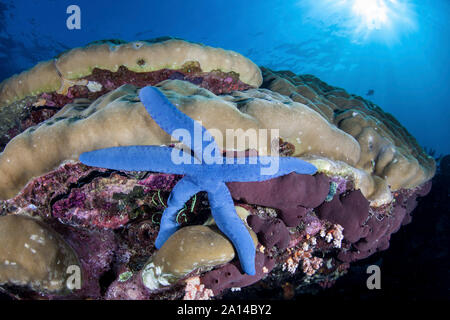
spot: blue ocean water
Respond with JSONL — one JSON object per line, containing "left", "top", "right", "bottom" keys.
{"left": 0, "top": 0, "right": 448, "bottom": 155}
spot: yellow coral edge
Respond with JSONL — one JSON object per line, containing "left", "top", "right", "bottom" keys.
{"left": 306, "top": 156, "right": 394, "bottom": 207}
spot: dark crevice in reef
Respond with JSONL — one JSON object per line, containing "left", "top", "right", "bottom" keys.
{"left": 49, "top": 169, "right": 118, "bottom": 209}
{"left": 0, "top": 285, "right": 31, "bottom": 300}
{"left": 98, "top": 267, "right": 118, "bottom": 297}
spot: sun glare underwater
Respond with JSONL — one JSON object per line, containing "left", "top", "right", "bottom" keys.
{"left": 0, "top": 0, "right": 448, "bottom": 302}
{"left": 297, "top": 0, "right": 418, "bottom": 43}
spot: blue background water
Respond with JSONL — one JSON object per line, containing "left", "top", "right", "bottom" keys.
{"left": 0, "top": 0, "right": 448, "bottom": 155}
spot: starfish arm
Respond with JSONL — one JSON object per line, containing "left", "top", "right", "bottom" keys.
{"left": 155, "top": 176, "right": 203, "bottom": 248}
{"left": 79, "top": 145, "right": 192, "bottom": 174}
{"left": 139, "top": 86, "right": 219, "bottom": 160}
{"left": 207, "top": 182, "right": 256, "bottom": 275}
{"left": 220, "top": 156, "right": 317, "bottom": 182}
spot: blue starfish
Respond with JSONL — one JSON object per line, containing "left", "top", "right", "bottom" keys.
{"left": 79, "top": 86, "right": 317, "bottom": 275}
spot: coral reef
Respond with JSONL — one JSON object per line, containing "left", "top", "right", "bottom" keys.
{"left": 0, "top": 39, "right": 262, "bottom": 108}
{"left": 0, "top": 38, "right": 435, "bottom": 300}
{"left": 79, "top": 85, "right": 317, "bottom": 276}
{"left": 261, "top": 68, "right": 435, "bottom": 196}
{"left": 228, "top": 172, "right": 330, "bottom": 227}
{"left": 0, "top": 80, "right": 433, "bottom": 206}
{"left": 316, "top": 190, "right": 369, "bottom": 243}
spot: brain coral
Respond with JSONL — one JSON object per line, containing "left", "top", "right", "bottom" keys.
{"left": 0, "top": 38, "right": 435, "bottom": 300}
